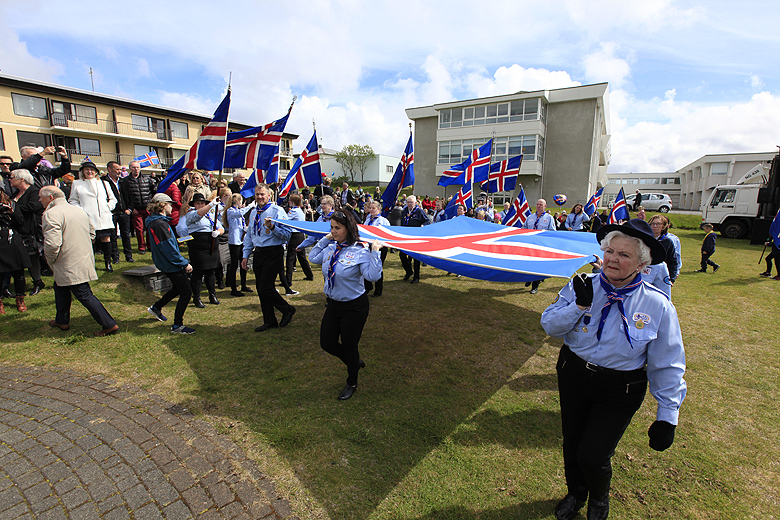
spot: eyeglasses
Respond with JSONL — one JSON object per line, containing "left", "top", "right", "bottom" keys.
{"left": 332, "top": 211, "right": 347, "bottom": 219}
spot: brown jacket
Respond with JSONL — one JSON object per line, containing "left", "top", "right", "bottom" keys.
{"left": 42, "top": 197, "right": 98, "bottom": 286}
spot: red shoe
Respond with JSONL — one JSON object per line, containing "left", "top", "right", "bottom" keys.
{"left": 94, "top": 324, "right": 120, "bottom": 337}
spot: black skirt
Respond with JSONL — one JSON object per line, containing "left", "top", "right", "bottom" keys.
{"left": 187, "top": 232, "right": 220, "bottom": 270}
{"left": 0, "top": 227, "right": 32, "bottom": 272}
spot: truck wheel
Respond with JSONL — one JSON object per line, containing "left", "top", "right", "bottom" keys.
{"left": 659, "top": 205, "right": 670, "bottom": 213}
{"left": 720, "top": 219, "right": 748, "bottom": 239}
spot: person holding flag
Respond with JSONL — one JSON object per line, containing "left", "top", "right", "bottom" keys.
{"left": 184, "top": 193, "right": 224, "bottom": 308}
{"left": 523, "top": 199, "right": 557, "bottom": 294}
{"left": 363, "top": 200, "right": 391, "bottom": 296}
{"left": 760, "top": 208, "right": 780, "bottom": 279}
{"left": 400, "top": 195, "right": 431, "bottom": 284}
{"left": 502, "top": 187, "right": 532, "bottom": 228}
{"left": 241, "top": 184, "right": 295, "bottom": 332}
{"left": 565, "top": 204, "right": 591, "bottom": 231}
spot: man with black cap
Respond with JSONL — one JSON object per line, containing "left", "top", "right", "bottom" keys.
{"left": 541, "top": 219, "right": 686, "bottom": 520}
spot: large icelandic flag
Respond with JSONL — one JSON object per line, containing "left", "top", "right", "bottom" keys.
{"left": 438, "top": 139, "right": 492, "bottom": 187}
{"left": 276, "top": 217, "right": 602, "bottom": 283}
{"left": 502, "top": 186, "right": 532, "bottom": 228}
{"left": 770, "top": 208, "right": 780, "bottom": 247}
{"left": 584, "top": 187, "right": 604, "bottom": 216}
{"left": 481, "top": 155, "right": 522, "bottom": 193}
{"left": 230, "top": 114, "right": 291, "bottom": 197}
{"left": 157, "top": 90, "right": 231, "bottom": 193}
{"left": 609, "top": 188, "right": 630, "bottom": 224}
{"left": 443, "top": 183, "right": 474, "bottom": 220}
{"left": 278, "top": 132, "right": 321, "bottom": 197}
{"left": 380, "top": 133, "right": 414, "bottom": 216}
{"left": 133, "top": 150, "right": 160, "bottom": 168}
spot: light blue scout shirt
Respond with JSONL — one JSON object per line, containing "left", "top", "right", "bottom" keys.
{"left": 565, "top": 212, "right": 591, "bottom": 231}
{"left": 523, "top": 211, "right": 557, "bottom": 231}
{"left": 288, "top": 206, "right": 306, "bottom": 223}
{"left": 185, "top": 206, "right": 224, "bottom": 234}
{"left": 226, "top": 205, "right": 253, "bottom": 245}
{"left": 541, "top": 273, "right": 687, "bottom": 424}
{"left": 242, "top": 203, "right": 291, "bottom": 258}
{"left": 363, "top": 214, "right": 390, "bottom": 227}
{"left": 309, "top": 237, "right": 383, "bottom": 301}
{"left": 298, "top": 210, "right": 334, "bottom": 250}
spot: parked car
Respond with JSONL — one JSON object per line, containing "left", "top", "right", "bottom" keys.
{"left": 625, "top": 192, "right": 673, "bottom": 213}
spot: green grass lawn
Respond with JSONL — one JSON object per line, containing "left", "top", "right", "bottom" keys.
{"left": 1, "top": 227, "right": 778, "bottom": 519}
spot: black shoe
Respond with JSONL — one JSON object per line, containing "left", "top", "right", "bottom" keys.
{"left": 41, "top": 269, "right": 54, "bottom": 277}
{"left": 2, "top": 287, "right": 13, "bottom": 298}
{"left": 760, "top": 271, "right": 772, "bottom": 277}
{"left": 230, "top": 290, "right": 245, "bottom": 297}
{"left": 359, "top": 359, "right": 366, "bottom": 369}
{"left": 193, "top": 296, "right": 205, "bottom": 308}
{"left": 241, "top": 286, "right": 253, "bottom": 293}
{"left": 338, "top": 384, "right": 357, "bottom": 400}
{"left": 525, "top": 281, "right": 532, "bottom": 287}
{"left": 138, "top": 249, "right": 147, "bottom": 255}
{"left": 695, "top": 269, "right": 706, "bottom": 273}
{"left": 403, "top": 273, "right": 412, "bottom": 281}
{"left": 587, "top": 497, "right": 609, "bottom": 520}
{"left": 29, "top": 281, "right": 45, "bottom": 296}
{"left": 555, "top": 494, "right": 586, "bottom": 520}
{"left": 372, "top": 293, "right": 382, "bottom": 297}
{"left": 217, "top": 281, "right": 225, "bottom": 290}
{"left": 303, "top": 276, "right": 314, "bottom": 281}
{"left": 713, "top": 265, "right": 720, "bottom": 272}
{"left": 113, "top": 258, "right": 121, "bottom": 264}
{"left": 410, "top": 278, "right": 420, "bottom": 284}
{"left": 105, "top": 262, "right": 114, "bottom": 273}
{"left": 126, "top": 257, "right": 135, "bottom": 263}
{"left": 280, "top": 306, "right": 296, "bottom": 327}
{"left": 254, "top": 323, "right": 278, "bottom": 332}
{"left": 208, "top": 294, "right": 220, "bottom": 305}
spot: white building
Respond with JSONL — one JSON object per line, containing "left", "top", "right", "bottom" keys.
{"left": 603, "top": 172, "right": 681, "bottom": 207}
{"left": 318, "top": 147, "right": 400, "bottom": 187}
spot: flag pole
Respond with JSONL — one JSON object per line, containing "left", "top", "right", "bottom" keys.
{"left": 212, "top": 75, "right": 232, "bottom": 254}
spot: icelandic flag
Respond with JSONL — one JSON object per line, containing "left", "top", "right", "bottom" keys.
{"left": 276, "top": 217, "right": 602, "bottom": 283}
{"left": 481, "top": 155, "right": 522, "bottom": 193}
{"left": 226, "top": 112, "right": 289, "bottom": 185}
{"left": 438, "top": 139, "right": 492, "bottom": 187}
{"left": 82, "top": 155, "right": 92, "bottom": 164}
{"left": 133, "top": 150, "right": 160, "bottom": 168}
{"left": 609, "top": 188, "right": 630, "bottom": 224}
{"left": 502, "top": 186, "right": 532, "bottom": 228}
{"left": 278, "top": 132, "right": 321, "bottom": 197}
{"left": 442, "top": 183, "right": 473, "bottom": 220}
{"left": 584, "top": 187, "right": 604, "bottom": 216}
{"left": 380, "top": 133, "right": 414, "bottom": 216}
{"left": 157, "top": 90, "right": 231, "bottom": 193}
{"left": 770, "top": 208, "right": 780, "bottom": 247}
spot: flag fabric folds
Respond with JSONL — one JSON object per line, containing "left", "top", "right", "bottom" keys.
{"left": 584, "top": 187, "right": 604, "bottom": 216}
{"left": 502, "top": 186, "right": 532, "bottom": 227}
{"left": 156, "top": 90, "right": 231, "bottom": 193}
{"left": 438, "top": 139, "right": 492, "bottom": 187}
{"left": 230, "top": 114, "right": 291, "bottom": 197}
{"left": 481, "top": 155, "right": 522, "bottom": 193}
{"left": 770, "top": 208, "right": 780, "bottom": 247}
{"left": 442, "top": 183, "right": 473, "bottom": 219}
{"left": 380, "top": 134, "right": 414, "bottom": 215}
{"left": 133, "top": 150, "right": 160, "bottom": 168}
{"left": 609, "top": 188, "right": 630, "bottom": 224}
{"left": 276, "top": 217, "right": 602, "bottom": 283}
{"left": 278, "top": 132, "right": 322, "bottom": 197}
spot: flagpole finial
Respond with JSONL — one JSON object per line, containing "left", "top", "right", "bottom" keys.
{"left": 409, "top": 122, "right": 412, "bottom": 133}
{"left": 312, "top": 119, "right": 316, "bottom": 132}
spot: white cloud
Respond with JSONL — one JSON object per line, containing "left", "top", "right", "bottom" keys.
{"left": 136, "top": 58, "right": 151, "bottom": 79}
{"left": 582, "top": 43, "right": 633, "bottom": 89}
{"left": 750, "top": 75, "right": 764, "bottom": 90}
{"left": 0, "top": 28, "right": 63, "bottom": 82}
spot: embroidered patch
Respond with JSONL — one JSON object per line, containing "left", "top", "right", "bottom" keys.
{"left": 344, "top": 251, "right": 357, "bottom": 260}
{"left": 632, "top": 312, "right": 651, "bottom": 324}
{"left": 635, "top": 321, "right": 644, "bottom": 329}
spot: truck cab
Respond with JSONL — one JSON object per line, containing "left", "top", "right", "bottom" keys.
{"left": 702, "top": 184, "right": 760, "bottom": 238}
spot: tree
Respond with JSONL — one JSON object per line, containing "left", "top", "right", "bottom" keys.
{"left": 335, "top": 144, "right": 376, "bottom": 184}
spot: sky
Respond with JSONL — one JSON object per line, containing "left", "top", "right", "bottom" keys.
{"left": 1, "top": 0, "right": 779, "bottom": 173}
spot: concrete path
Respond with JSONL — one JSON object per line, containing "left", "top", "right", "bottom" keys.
{"left": 0, "top": 365, "right": 297, "bottom": 519}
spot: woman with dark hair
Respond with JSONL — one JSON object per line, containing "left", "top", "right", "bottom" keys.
{"left": 565, "top": 204, "right": 590, "bottom": 231}
{"left": 648, "top": 214, "right": 680, "bottom": 283}
{"left": 184, "top": 193, "right": 224, "bottom": 308}
{"left": 309, "top": 210, "right": 382, "bottom": 400}
{"left": 0, "top": 190, "right": 31, "bottom": 313}
{"left": 363, "top": 200, "right": 390, "bottom": 296}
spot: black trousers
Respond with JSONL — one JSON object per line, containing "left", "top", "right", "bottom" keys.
{"left": 227, "top": 243, "right": 248, "bottom": 289}
{"left": 154, "top": 269, "right": 192, "bottom": 326}
{"left": 321, "top": 293, "right": 370, "bottom": 386}
{"left": 111, "top": 212, "right": 134, "bottom": 261}
{"left": 253, "top": 245, "right": 293, "bottom": 326}
{"left": 286, "top": 232, "right": 313, "bottom": 284}
{"left": 556, "top": 345, "right": 647, "bottom": 503}
{"left": 700, "top": 251, "right": 717, "bottom": 270}
{"left": 399, "top": 251, "right": 420, "bottom": 279}
{"left": 53, "top": 281, "right": 116, "bottom": 329}
{"left": 765, "top": 244, "right": 780, "bottom": 274}
{"left": 364, "top": 247, "right": 388, "bottom": 295}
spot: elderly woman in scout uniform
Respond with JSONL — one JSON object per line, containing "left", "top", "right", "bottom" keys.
{"left": 540, "top": 218, "right": 687, "bottom": 520}
{"left": 184, "top": 192, "right": 224, "bottom": 308}
{"left": 309, "top": 210, "right": 382, "bottom": 400}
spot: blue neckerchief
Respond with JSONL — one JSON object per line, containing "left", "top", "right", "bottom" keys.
{"left": 596, "top": 272, "right": 643, "bottom": 348}
{"left": 534, "top": 213, "right": 542, "bottom": 229}
{"left": 254, "top": 202, "right": 273, "bottom": 232}
{"left": 368, "top": 215, "right": 378, "bottom": 226}
{"left": 403, "top": 207, "right": 417, "bottom": 225}
{"left": 327, "top": 242, "right": 349, "bottom": 291}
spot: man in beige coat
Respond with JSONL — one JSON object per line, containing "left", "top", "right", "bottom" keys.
{"left": 40, "top": 186, "right": 119, "bottom": 336}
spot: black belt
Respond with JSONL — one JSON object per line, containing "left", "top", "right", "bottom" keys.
{"left": 562, "top": 344, "right": 646, "bottom": 378}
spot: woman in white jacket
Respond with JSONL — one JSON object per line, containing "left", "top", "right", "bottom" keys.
{"left": 68, "top": 161, "right": 117, "bottom": 272}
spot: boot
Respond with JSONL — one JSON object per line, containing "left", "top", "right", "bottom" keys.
{"left": 0, "top": 299, "right": 5, "bottom": 315}
{"left": 193, "top": 295, "right": 205, "bottom": 308}
{"left": 16, "top": 295, "right": 27, "bottom": 312}
{"left": 105, "top": 259, "right": 114, "bottom": 273}
{"left": 208, "top": 293, "right": 220, "bottom": 305}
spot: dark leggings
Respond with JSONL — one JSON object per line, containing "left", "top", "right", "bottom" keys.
{"left": 191, "top": 268, "right": 216, "bottom": 297}
{"left": 227, "top": 243, "right": 248, "bottom": 289}
{"left": 27, "top": 253, "right": 41, "bottom": 284}
{"left": 286, "top": 232, "right": 313, "bottom": 283}
{"left": 766, "top": 244, "right": 780, "bottom": 274}
{"left": 364, "top": 247, "right": 388, "bottom": 295}
{"left": 1, "top": 270, "right": 26, "bottom": 296}
{"left": 154, "top": 269, "right": 192, "bottom": 326}
{"left": 320, "top": 293, "right": 370, "bottom": 386}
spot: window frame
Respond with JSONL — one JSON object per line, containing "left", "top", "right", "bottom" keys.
{"left": 12, "top": 93, "right": 48, "bottom": 119}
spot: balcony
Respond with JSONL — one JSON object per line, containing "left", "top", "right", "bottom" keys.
{"left": 50, "top": 113, "right": 174, "bottom": 142}
{"left": 65, "top": 150, "right": 177, "bottom": 171}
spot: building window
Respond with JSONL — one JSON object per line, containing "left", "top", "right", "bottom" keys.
{"left": 640, "top": 178, "right": 660, "bottom": 184}
{"left": 64, "top": 136, "right": 101, "bottom": 156}
{"left": 170, "top": 121, "right": 189, "bottom": 139}
{"left": 0, "top": 128, "right": 4, "bottom": 151}
{"left": 52, "top": 101, "right": 97, "bottom": 124}
{"left": 386, "top": 165, "right": 394, "bottom": 173}
{"left": 439, "top": 99, "right": 543, "bottom": 129}
{"left": 438, "top": 135, "right": 542, "bottom": 164}
{"left": 16, "top": 130, "right": 51, "bottom": 149}
{"left": 607, "top": 178, "right": 619, "bottom": 185}
{"left": 12, "top": 93, "right": 48, "bottom": 119}
{"left": 710, "top": 162, "right": 728, "bottom": 175}
{"left": 132, "top": 114, "right": 168, "bottom": 138}
{"left": 662, "top": 177, "right": 680, "bottom": 184}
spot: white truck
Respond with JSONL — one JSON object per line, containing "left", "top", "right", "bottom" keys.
{"left": 701, "top": 156, "right": 779, "bottom": 241}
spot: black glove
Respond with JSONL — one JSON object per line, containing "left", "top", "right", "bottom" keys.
{"left": 572, "top": 273, "right": 593, "bottom": 307}
{"left": 648, "top": 420, "right": 676, "bottom": 451}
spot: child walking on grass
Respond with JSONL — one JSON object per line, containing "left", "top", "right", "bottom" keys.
{"left": 696, "top": 223, "right": 720, "bottom": 273}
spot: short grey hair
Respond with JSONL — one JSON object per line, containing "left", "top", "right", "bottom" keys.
{"left": 19, "top": 146, "right": 37, "bottom": 157}
{"left": 600, "top": 230, "right": 652, "bottom": 267}
{"left": 319, "top": 195, "right": 334, "bottom": 207}
{"left": 40, "top": 185, "right": 65, "bottom": 200}
{"left": 10, "top": 169, "right": 34, "bottom": 186}
{"left": 406, "top": 195, "right": 417, "bottom": 204}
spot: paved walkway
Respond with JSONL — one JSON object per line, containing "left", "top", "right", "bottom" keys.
{"left": 0, "top": 365, "right": 297, "bottom": 519}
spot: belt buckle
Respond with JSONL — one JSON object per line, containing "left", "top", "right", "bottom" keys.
{"left": 585, "top": 361, "right": 599, "bottom": 372}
